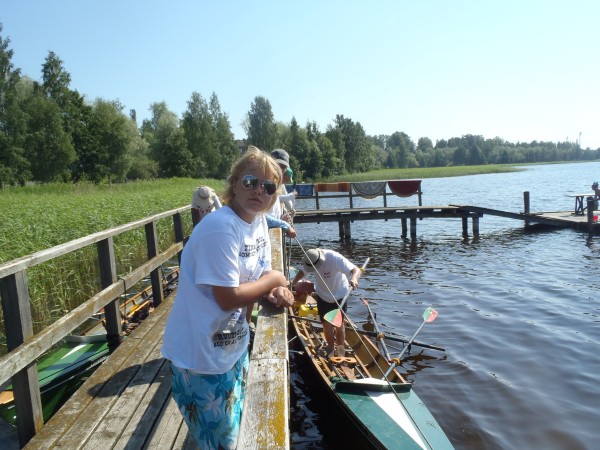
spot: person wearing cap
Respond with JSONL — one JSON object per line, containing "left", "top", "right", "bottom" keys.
{"left": 269, "top": 149, "right": 298, "bottom": 221}
{"left": 162, "top": 146, "right": 294, "bottom": 450}
{"left": 191, "top": 185, "right": 222, "bottom": 226}
{"left": 290, "top": 248, "right": 361, "bottom": 357}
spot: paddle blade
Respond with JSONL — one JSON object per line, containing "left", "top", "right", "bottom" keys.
{"left": 423, "top": 307, "right": 438, "bottom": 323}
{"left": 324, "top": 308, "right": 343, "bottom": 327}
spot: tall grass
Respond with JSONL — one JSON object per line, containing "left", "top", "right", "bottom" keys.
{"left": 0, "top": 178, "right": 224, "bottom": 263}
{"left": 0, "top": 178, "right": 223, "bottom": 353}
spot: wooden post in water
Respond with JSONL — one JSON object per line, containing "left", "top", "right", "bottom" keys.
{"left": 410, "top": 217, "right": 417, "bottom": 239}
{"left": 339, "top": 221, "right": 351, "bottom": 240}
{"left": 524, "top": 191, "right": 530, "bottom": 228}
{"left": 472, "top": 216, "right": 480, "bottom": 236}
{"left": 401, "top": 218, "right": 407, "bottom": 239}
{"left": 462, "top": 217, "right": 469, "bottom": 238}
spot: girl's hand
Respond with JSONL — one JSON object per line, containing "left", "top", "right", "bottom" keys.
{"left": 267, "top": 286, "right": 294, "bottom": 308}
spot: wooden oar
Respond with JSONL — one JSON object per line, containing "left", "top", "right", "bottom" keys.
{"left": 323, "top": 257, "right": 370, "bottom": 328}
{"left": 360, "top": 298, "right": 392, "bottom": 362}
{"left": 289, "top": 314, "right": 445, "bottom": 352}
{"left": 382, "top": 307, "right": 438, "bottom": 380}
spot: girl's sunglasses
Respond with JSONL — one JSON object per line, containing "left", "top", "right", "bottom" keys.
{"left": 241, "top": 175, "right": 277, "bottom": 195}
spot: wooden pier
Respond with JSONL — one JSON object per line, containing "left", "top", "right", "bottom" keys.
{"left": 291, "top": 179, "right": 486, "bottom": 239}
{"left": 294, "top": 205, "right": 482, "bottom": 239}
{"left": 1, "top": 209, "right": 290, "bottom": 449}
{"left": 292, "top": 186, "right": 600, "bottom": 238}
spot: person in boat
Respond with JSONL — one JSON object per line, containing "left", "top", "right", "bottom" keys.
{"left": 291, "top": 248, "right": 361, "bottom": 358}
{"left": 161, "top": 146, "right": 295, "bottom": 450}
{"left": 191, "top": 185, "right": 222, "bottom": 226}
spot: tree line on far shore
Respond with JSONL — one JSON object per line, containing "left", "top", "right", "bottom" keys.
{"left": 1, "top": 25, "right": 598, "bottom": 188}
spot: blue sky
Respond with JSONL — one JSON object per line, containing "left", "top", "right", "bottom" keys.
{"left": 3, "top": 1, "right": 600, "bottom": 148}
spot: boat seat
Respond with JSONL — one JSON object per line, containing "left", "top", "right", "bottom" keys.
{"left": 328, "top": 356, "right": 357, "bottom": 366}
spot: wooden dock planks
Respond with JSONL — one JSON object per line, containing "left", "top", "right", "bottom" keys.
{"left": 24, "top": 287, "right": 193, "bottom": 449}
{"left": 24, "top": 228, "right": 290, "bottom": 450}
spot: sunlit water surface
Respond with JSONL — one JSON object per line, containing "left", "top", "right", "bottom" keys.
{"left": 288, "top": 162, "right": 600, "bottom": 450}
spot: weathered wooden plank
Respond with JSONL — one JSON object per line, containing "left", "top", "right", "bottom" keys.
{"left": 48, "top": 313, "right": 171, "bottom": 449}
{"left": 112, "top": 361, "right": 172, "bottom": 450}
{"left": 177, "top": 429, "right": 198, "bottom": 450}
{"left": 80, "top": 341, "right": 166, "bottom": 449}
{"left": 236, "top": 358, "right": 289, "bottom": 449}
{"left": 145, "top": 397, "right": 187, "bottom": 450}
{"left": 24, "top": 290, "right": 176, "bottom": 448}
{"left": 251, "top": 302, "right": 289, "bottom": 360}
{"left": 237, "top": 228, "right": 289, "bottom": 450}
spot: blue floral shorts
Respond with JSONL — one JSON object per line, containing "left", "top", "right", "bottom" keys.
{"left": 169, "top": 351, "right": 249, "bottom": 450}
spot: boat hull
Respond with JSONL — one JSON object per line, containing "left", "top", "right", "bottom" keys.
{"left": 289, "top": 305, "right": 453, "bottom": 450}
{"left": 0, "top": 336, "right": 109, "bottom": 425}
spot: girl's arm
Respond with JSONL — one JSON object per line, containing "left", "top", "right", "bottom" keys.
{"left": 213, "top": 270, "right": 293, "bottom": 310}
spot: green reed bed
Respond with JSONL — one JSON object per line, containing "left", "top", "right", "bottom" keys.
{"left": 325, "top": 164, "right": 523, "bottom": 183}
{"left": 0, "top": 178, "right": 223, "bottom": 354}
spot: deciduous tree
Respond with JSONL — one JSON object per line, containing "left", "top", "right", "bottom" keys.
{"left": 246, "top": 96, "right": 276, "bottom": 151}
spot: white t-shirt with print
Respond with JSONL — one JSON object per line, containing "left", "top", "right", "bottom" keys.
{"left": 312, "top": 249, "right": 355, "bottom": 302}
{"left": 161, "top": 206, "right": 271, "bottom": 374}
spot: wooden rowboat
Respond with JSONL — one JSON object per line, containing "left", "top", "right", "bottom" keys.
{"left": 288, "top": 299, "right": 454, "bottom": 449}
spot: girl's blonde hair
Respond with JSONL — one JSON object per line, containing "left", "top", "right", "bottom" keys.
{"left": 221, "top": 145, "right": 283, "bottom": 212}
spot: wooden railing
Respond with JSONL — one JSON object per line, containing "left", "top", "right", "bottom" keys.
{"left": 0, "top": 206, "right": 189, "bottom": 447}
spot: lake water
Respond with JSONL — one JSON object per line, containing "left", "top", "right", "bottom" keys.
{"left": 288, "top": 162, "right": 600, "bottom": 450}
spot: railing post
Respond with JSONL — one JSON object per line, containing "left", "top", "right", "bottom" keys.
{"left": 0, "top": 271, "right": 43, "bottom": 446}
{"left": 145, "top": 221, "right": 164, "bottom": 307}
{"left": 97, "top": 237, "right": 123, "bottom": 352}
{"left": 173, "top": 212, "right": 184, "bottom": 264}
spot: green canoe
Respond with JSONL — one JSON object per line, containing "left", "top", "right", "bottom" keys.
{"left": 289, "top": 301, "right": 454, "bottom": 449}
{"left": 0, "top": 334, "right": 109, "bottom": 425}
